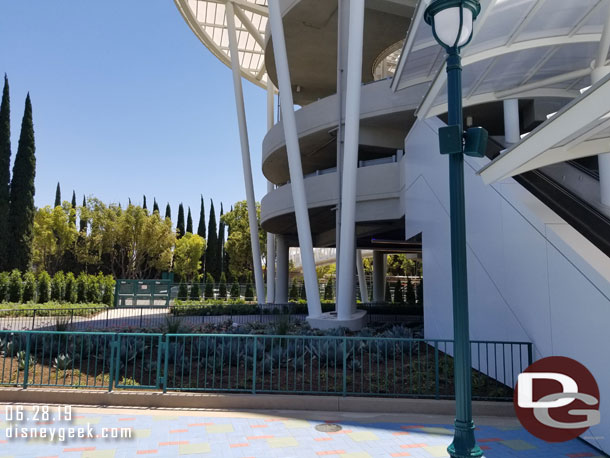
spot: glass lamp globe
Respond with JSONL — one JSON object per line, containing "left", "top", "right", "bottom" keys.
{"left": 424, "top": 0, "right": 481, "bottom": 49}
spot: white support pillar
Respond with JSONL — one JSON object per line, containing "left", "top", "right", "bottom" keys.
{"left": 266, "top": 80, "right": 276, "bottom": 303}
{"left": 268, "top": 0, "right": 322, "bottom": 317}
{"left": 225, "top": 2, "right": 265, "bottom": 303}
{"left": 356, "top": 250, "right": 368, "bottom": 303}
{"left": 372, "top": 251, "right": 386, "bottom": 303}
{"left": 594, "top": 13, "right": 610, "bottom": 208}
{"left": 336, "top": 0, "right": 365, "bottom": 321}
{"left": 275, "top": 235, "right": 289, "bottom": 304}
{"left": 503, "top": 99, "right": 520, "bottom": 145}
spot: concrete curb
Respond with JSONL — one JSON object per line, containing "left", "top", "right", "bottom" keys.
{"left": 0, "top": 388, "right": 516, "bottom": 417}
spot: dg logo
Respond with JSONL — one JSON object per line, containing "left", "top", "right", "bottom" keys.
{"left": 514, "top": 356, "right": 600, "bottom": 442}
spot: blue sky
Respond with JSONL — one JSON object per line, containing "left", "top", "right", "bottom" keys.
{"left": 0, "top": 0, "right": 269, "bottom": 225}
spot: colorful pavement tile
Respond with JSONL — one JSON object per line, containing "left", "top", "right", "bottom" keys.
{"left": 0, "top": 405, "right": 604, "bottom": 458}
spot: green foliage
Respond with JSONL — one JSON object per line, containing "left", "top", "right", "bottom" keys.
{"left": 86, "top": 274, "right": 100, "bottom": 303}
{"left": 76, "top": 272, "right": 87, "bottom": 303}
{"left": 165, "top": 203, "right": 171, "bottom": 220}
{"left": 0, "top": 302, "right": 109, "bottom": 318}
{"left": 8, "top": 269, "right": 22, "bottom": 302}
{"left": 197, "top": 196, "right": 206, "bottom": 239}
{"left": 173, "top": 233, "right": 205, "bottom": 282}
{"left": 186, "top": 207, "right": 193, "bottom": 234}
{"left": 177, "top": 282, "right": 188, "bottom": 301}
{"left": 393, "top": 281, "right": 404, "bottom": 304}
{"left": 22, "top": 271, "right": 36, "bottom": 302}
{"left": 205, "top": 200, "right": 218, "bottom": 279}
{"left": 101, "top": 274, "right": 114, "bottom": 306}
{"left": 64, "top": 272, "right": 76, "bottom": 303}
{"left": 176, "top": 203, "right": 185, "bottom": 239}
{"left": 0, "top": 271, "right": 9, "bottom": 302}
{"left": 299, "top": 282, "right": 307, "bottom": 300}
{"left": 289, "top": 279, "right": 299, "bottom": 301}
{"left": 7, "top": 94, "right": 36, "bottom": 271}
{"left": 324, "top": 278, "right": 334, "bottom": 301}
{"left": 230, "top": 280, "right": 239, "bottom": 299}
{"left": 405, "top": 277, "right": 416, "bottom": 305}
{"left": 54, "top": 354, "right": 72, "bottom": 370}
{"left": 54, "top": 182, "right": 61, "bottom": 208}
{"left": 244, "top": 282, "right": 254, "bottom": 301}
{"left": 0, "top": 75, "right": 11, "bottom": 272}
{"left": 50, "top": 271, "right": 65, "bottom": 301}
{"left": 217, "top": 203, "right": 225, "bottom": 275}
{"left": 189, "top": 283, "right": 201, "bottom": 301}
{"left": 204, "top": 273, "right": 215, "bottom": 299}
{"left": 32, "top": 204, "right": 78, "bottom": 274}
{"left": 218, "top": 272, "right": 227, "bottom": 299}
{"left": 37, "top": 270, "right": 51, "bottom": 303}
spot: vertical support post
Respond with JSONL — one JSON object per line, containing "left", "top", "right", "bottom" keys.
{"left": 445, "top": 49, "right": 481, "bottom": 458}
{"left": 266, "top": 80, "right": 277, "bottom": 304}
{"left": 342, "top": 337, "right": 347, "bottom": 396}
{"left": 356, "top": 249, "right": 368, "bottom": 303}
{"left": 22, "top": 334, "right": 31, "bottom": 389}
{"left": 252, "top": 336, "right": 258, "bottom": 394}
{"left": 225, "top": 1, "right": 266, "bottom": 303}
{"left": 31, "top": 310, "right": 36, "bottom": 330}
{"left": 268, "top": 0, "right": 321, "bottom": 317}
{"left": 336, "top": 0, "right": 365, "bottom": 321}
{"left": 502, "top": 99, "right": 520, "bottom": 145}
{"left": 372, "top": 251, "right": 386, "bottom": 303}
{"left": 275, "top": 235, "right": 289, "bottom": 303}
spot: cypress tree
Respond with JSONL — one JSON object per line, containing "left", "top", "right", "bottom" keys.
{"left": 69, "top": 190, "right": 77, "bottom": 227}
{"left": 186, "top": 207, "right": 193, "bottom": 234}
{"left": 197, "top": 196, "right": 206, "bottom": 276}
{"left": 128, "top": 197, "right": 132, "bottom": 206}
{"left": 177, "top": 203, "right": 185, "bottom": 238}
{"left": 0, "top": 75, "right": 11, "bottom": 271}
{"left": 153, "top": 198, "right": 159, "bottom": 214}
{"left": 217, "top": 203, "right": 225, "bottom": 275}
{"left": 223, "top": 205, "right": 232, "bottom": 281}
{"left": 54, "top": 182, "right": 61, "bottom": 207}
{"left": 7, "top": 94, "right": 36, "bottom": 271}
{"left": 205, "top": 200, "right": 218, "bottom": 279}
{"left": 80, "top": 196, "right": 88, "bottom": 233}
{"left": 142, "top": 195, "right": 147, "bottom": 211}
{"left": 165, "top": 203, "right": 171, "bottom": 220}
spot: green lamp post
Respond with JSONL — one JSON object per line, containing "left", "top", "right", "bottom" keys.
{"left": 424, "top": 1, "right": 487, "bottom": 457}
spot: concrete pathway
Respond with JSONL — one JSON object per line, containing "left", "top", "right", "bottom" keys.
{"left": 0, "top": 405, "right": 604, "bottom": 457}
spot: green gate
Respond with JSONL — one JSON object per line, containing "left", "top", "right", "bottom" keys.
{"left": 113, "top": 279, "right": 171, "bottom": 307}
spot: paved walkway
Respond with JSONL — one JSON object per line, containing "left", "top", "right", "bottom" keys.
{"left": 0, "top": 405, "right": 604, "bottom": 457}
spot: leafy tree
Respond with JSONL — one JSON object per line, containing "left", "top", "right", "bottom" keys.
{"left": 205, "top": 200, "right": 218, "bottom": 278}
{"left": 64, "top": 272, "right": 76, "bottom": 303}
{"left": 173, "top": 233, "right": 205, "bottom": 282}
{"left": 37, "top": 270, "right": 51, "bottom": 303}
{"left": 177, "top": 203, "right": 185, "bottom": 239}
{"left": 289, "top": 279, "right": 299, "bottom": 301}
{"left": 405, "top": 277, "right": 416, "bottom": 305}
{"left": 54, "top": 182, "right": 61, "bottom": 207}
{"left": 385, "top": 281, "right": 392, "bottom": 303}
{"left": 70, "top": 191, "right": 77, "bottom": 226}
{"left": 86, "top": 275, "right": 100, "bottom": 302}
{"left": 204, "top": 272, "right": 215, "bottom": 299}
{"left": 230, "top": 280, "right": 240, "bottom": 299}
{"left": 51, "top": 271, "right": 65, "bottom": 302}
{"left": 76, "top": 272, "right": 87, "bottom": 303}
{"left": 416, "top": 278, "right": 423, "bottom": 306}
{"left": 324, "top": 278, "right": 334, "bottom": 301}
{"left": 7, "top": 94, "right": 36, "bottom": 271}
{"left": 152, "top": 198, "right": 159, "bottom": 214}
{"left": 32, "top": 204, "right": 78, "bottom": 274}
{"left": 0, "top": 75, "right": 11, "bottom": 272}
{"left": 189, "top": 282, "right": 201, "bottom": 301}
{"left": 165, "top": 203, "right": 171, "bottom": 221}
{"left": 299, "top": 281, "right": 307, "bottom": 300}
{"left": 218, "top": 272, "right": 227, "bottom": 299}
{"left": 177, "top": 282, "right": 188, "bottom": 301}
{"left": 101, "top": 274, "right": 114, "bottom": 306}
{"left": 221, "top": 201, "right": 266, "bottom": 281}
{"left": 186, "top": 207, "right": 193, "bottom": 234}
{"left": 8, "top": 269, "right": 22, "bottom": 302}
{"left": 22, "top": 271, "right": 36, "bottom": 302}
{"left": 393, "top": 281, "right": 404, "bottom": 304}
{"left": 0, "top": 271, "right": 9, "bottom": 302}
{"left": 244, "top": 279, "right": 254, "bottom": 302}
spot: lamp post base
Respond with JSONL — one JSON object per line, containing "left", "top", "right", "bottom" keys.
{"left": 447, "top": 420, "right": 483, "bottom": 458}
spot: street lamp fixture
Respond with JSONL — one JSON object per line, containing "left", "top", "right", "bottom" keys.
{"left": 424, "top": 1, "right": 487, "bottom": 458}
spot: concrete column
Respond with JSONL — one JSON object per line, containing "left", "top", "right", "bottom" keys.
{"left": 268, "top": 0, "right": 322, "bottom": 317}
{"left": 356, "top": 250, "right": 368, "bottom": 303}
{"left": 336, "top": 0, "right": 365, "bottom": 321}
{"left": 503, "top": 99, "right": 520, "bottom": 145}
{"left": 372, "top": 251, "right": 386, "bottom": 303}
{"left": 266, "top": 80, "right": 276, "bottom": 303}
{"left": 225, "top": 2, "right": 265, "bottom": 303}
{"left": 275, "top": 235, "right": 289, "bottom": 304}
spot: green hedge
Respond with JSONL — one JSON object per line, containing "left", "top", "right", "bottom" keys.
{"left": 0, "top": 302, "right": 111, "bottom": 318}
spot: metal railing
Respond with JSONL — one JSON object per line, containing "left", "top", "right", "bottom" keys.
{"left": 0, "top": 304, "right": 422, "bottom": 331}
{"left": 0, "top": 330, "right": 532, "bottom": 400}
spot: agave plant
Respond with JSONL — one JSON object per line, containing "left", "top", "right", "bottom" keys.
{"left": 16, "top": 350, "right": 36, "bottom": 371}
{"left": 53, "top": 354, "right": 73, "bottom": 370}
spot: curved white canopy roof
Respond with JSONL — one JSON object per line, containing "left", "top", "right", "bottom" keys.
{"left": 392, "top": 0, "right": 610, "bottom": 118}
{"left": 175, "top": 0, "right": 269, "bottom": 88}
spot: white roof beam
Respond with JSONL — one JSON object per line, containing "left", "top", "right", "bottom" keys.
{"left": 478, "top": 73, "right": 610, "bottom": 184}
{"left": 596, "top": 6, "right": 610, "bottom": 68}
{"left": 232, "top": 3, "right": 266, "bottom": 48}
{"left": 495, "top": 67, "right": 591, "bottom": 99}
{"left": 206, "top": 0, "right": 268, "bottom": 17}
{"left": 505, "top": 0, "right": 547, "bottom": 47}
{"left": 390, "top": 0, "right": 427, "bottom": 91}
